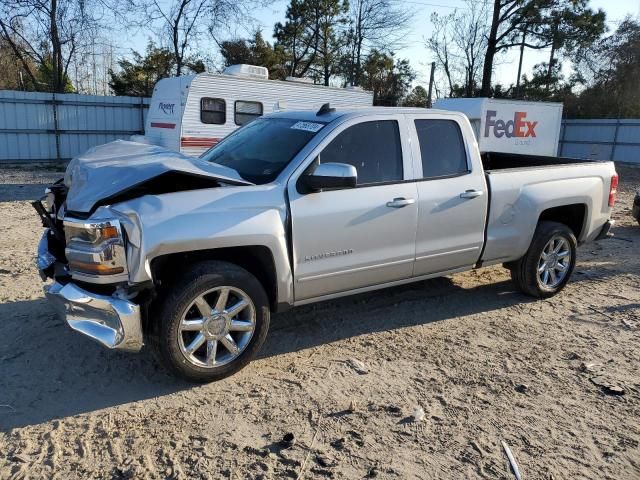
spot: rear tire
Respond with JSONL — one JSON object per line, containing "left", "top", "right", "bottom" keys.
{"left": 153, "top": 260, "right": 270, "bottom": 382}
{"left": 510, "top": 221, "right": 577, "bottom": 298}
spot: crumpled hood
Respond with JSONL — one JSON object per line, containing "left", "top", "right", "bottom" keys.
{"left": 64, "top": 140, "right": 252, "bottom": 213}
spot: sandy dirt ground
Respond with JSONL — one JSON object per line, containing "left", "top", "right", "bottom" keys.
{"left": 0, "top": 164, "right": 638, "bottom": 480}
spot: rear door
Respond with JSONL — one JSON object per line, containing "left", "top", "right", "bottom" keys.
{"left": 406, "top": 114, "right": 488, "bottom": 276}
{"left": 288, "top": 115, "right": 418, "bottom": 302}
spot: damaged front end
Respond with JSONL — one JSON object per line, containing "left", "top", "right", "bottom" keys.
{"left": 62, "top": 139, "right": 251, "bottom": 214}
{"left": 33, "top": 139, "right": 250, "bottom": 352}
{"left": 32, "top": 180, "right": 69, "bottom": 280}
{"left": 32, "top": 179, "right": 144, "bottom": 351}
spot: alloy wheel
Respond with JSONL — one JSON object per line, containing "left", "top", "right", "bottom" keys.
{"left": 177, "top": 286, "right": 256, "bottom": 368}
{"left": 537, "top": 236, "right": 572, "bottom": 289}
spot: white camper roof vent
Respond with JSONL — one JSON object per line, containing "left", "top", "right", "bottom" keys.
{"left": 223, "top": 64, "right": 269, "bottom": 80}
{"left": 286, "top": 76, "right": 316, "bottom": 84}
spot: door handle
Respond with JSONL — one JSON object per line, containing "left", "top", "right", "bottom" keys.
{"left": 386, "top": 197, "right": 416, "bottom": 208}
{"left": 460, "top": 190, "right": 483, "bottom": 199}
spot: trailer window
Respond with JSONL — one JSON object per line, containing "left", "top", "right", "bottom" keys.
{"left": 235, "top": 101, "right": 263, "bottom": 126}
{"left": 414, "top": 119, "right": 469, "bottom": 178}
{"left": 201, "top": 98, "right": 226, "bottom": 124}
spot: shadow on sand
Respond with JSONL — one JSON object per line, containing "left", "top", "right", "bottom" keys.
{"left": 0, "top": 184, "right": 50, "bottom": 202}
{"left": 0, "top": 262, "right": 633, "bottom": 431}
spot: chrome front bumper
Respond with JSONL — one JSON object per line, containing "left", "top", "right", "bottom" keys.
{"left": 45, "top": 281, "right": 143, "bottom": 352}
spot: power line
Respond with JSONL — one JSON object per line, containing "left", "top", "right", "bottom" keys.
{"left": 402, "top": 0, "right": 630, "bottom": 24}
{"left": 402, "top": 0, "right": 484, "bottom": 9}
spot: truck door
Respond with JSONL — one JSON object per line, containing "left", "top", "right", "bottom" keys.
{"left": 288, "top": 116, "right": 418, "bottom": 302}
{"left": 406, "top": 115, "right": 488, "bottom": 276}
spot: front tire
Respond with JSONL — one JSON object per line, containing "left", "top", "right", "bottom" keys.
{"left": 510, "top": 221, "right": 577, "bottom": 298}
{"left": 153, "top": 261, "right": 270, "bottom": 382}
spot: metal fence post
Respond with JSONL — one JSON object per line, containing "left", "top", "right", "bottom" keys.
{"left": 611, "top": 118, "right": 620, "bottom": 161}
{"left": 52, "top": 93, "right": 61, "bottom": 162}
{"left": 139, "top": 96, "right": 145, "bottom": 134}
{"left": 559, "top": 119, "right": 566, "bottom": 157}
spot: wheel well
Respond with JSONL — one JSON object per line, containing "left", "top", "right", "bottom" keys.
{"left": 538, "top": 204, "right": 587, "bottom": 240}
{"left": 151, "top": 246, "right": 278, "bottom": 312}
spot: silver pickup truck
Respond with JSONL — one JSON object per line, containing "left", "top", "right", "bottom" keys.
{"left": 34, "top": 106, "right": 618, "bottom": 381}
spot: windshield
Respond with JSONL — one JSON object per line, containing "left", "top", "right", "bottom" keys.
{"left": 200, "top": 117, "right": 326, "bottom": 184}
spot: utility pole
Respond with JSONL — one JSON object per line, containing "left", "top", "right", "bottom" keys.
{"left": 515, "top": 27, "right": 527, "bottom": 98}
{"left": 427, "top": 61, "right": 435, "bottom": 108}
{"left": 546, "top": 17, "right": 560, "bottom": 93}
{"left": 92, "top": 38, "right": 97, "bottom": 95}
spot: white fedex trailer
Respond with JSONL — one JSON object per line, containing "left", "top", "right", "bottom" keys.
{"left": 435, "top": 98, "right": 563, "bottom": 157}
{"left": 141, "top": 64, "right": 373, "bottom": 156}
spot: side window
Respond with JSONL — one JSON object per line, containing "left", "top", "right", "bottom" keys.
{"left": 201, "top": 98, "right": 226, "bottom": 124}
{"left": 320, "top": 120, "right": 403, "bottom": 185}
{"left": 415, "top": 119, "right": 469, "bottom": 179}
{"left": 235, "top": 101, "right": 263, "bottom": 126}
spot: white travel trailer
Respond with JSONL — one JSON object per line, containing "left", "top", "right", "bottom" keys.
{"left": 141, "top": 64, "right": 373, "bottom": 156}
{"left": 435, "top": 98, "right": 563, "bottom": 157}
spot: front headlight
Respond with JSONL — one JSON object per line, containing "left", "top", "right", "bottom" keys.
{"left": 64, "top": 218, "right": 128, "bottom": 279}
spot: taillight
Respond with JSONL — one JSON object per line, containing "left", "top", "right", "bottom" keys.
{"left": 609, "top": 174, "right": 619, "bottom": 207}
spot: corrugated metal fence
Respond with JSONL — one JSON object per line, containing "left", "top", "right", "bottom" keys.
{"left": 1, "top": 90, "right": 639, "bottom": 165}
{"left": 0, "top": 90, "right": 149, "bottom": 163}
{"left": 559, "top": 119, "right": 640, "bottom": 164}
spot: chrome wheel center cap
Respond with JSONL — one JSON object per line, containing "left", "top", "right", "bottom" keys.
{"left": 547, "top": 253, "right": 558, "bottom": 268}
{"left": 204, "top": 314, "right": 228, "bottom": 339}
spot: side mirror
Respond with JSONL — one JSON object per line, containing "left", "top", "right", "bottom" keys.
{"left": 300, "top": 162, "right": 357, "bottom": 193}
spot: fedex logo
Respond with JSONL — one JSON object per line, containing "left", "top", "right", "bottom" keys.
{"left": 484, "top": 110, "right": 537, "bottom": 139}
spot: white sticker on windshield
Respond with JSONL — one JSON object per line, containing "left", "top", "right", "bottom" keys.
{"left": 291, "top": 121, "right": 324, "bottom": 133}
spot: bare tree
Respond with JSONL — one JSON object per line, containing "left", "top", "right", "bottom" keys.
{"left": 454, "top": 1, "right": 488, "bottom": 97}
{"left": 426, "top": 12, "right": 455, "bottom": 96}
{"left": 0, "top": 28, "right": 36, "bottom": 90}
{"left": 0, "top": 0, "right": 105, "bottom": 92}
{"left": 143, "top": 0, "right": 261, "bottom": 77}
{"left": 426, "top": 1, "right": 488, "bottom": 97}
{"left": 344, "top": 0, "right": 412, "bottom": 86}
{"left": 0, "top": 17, "right": 39, "bottom": 89}
{"left": 0, "top": 0, "right": 132, "bottom": 92}
{"left": 146, "top": 0, "right": 207, "bottom": 77}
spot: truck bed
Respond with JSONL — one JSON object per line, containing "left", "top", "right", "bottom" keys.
{"left": 481, "top": 151, "right": 601, "bottom": 171}
{"left": 479, "top": 154, "right": 617, "bottom": 267}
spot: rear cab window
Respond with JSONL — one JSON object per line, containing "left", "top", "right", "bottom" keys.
{"left": 414, "top": 119, "right": 469, "bottom": 179}
{"left": 201, "top": 98, "right": 226, "bottom": 124}
{"left": 319, "top": 120, "right": 403, "bottom": 185}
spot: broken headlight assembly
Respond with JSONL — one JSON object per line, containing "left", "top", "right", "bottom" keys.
{"left": 64, "top": 218, "right": 129, "bottom": 282}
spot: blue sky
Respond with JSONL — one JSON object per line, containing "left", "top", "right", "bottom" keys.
{"left": 130, "top": 0, "right": 640, "bottom": 91}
